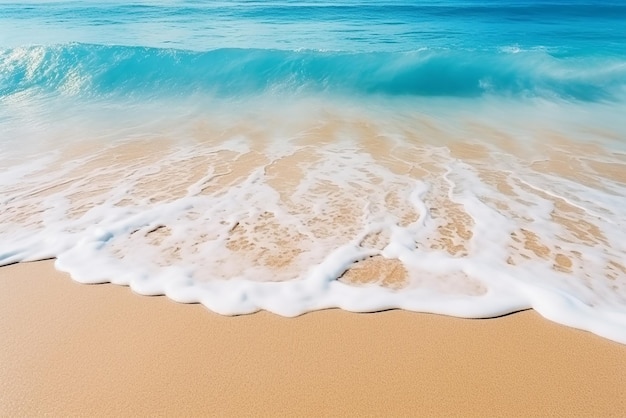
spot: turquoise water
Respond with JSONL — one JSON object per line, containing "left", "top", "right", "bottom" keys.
{"left": 1, "top": 1, "right": 625, "bottom": 54}
{"left": 1, "top": 1, "right": 626, "bottom": 343}
{"left": 1, "top": 1, "right": 625, "bottom": 101}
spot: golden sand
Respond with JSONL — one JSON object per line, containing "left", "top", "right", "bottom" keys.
{"left": 1, "top": 260, "right": 625, "bottom": 417}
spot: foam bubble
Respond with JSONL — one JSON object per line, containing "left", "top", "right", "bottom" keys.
{"left": 1, "top": 94, "right": 625, "bottom": 343}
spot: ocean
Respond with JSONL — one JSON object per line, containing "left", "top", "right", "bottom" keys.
{"left": 1, "top": 1, "right": 625, "bottom": 343}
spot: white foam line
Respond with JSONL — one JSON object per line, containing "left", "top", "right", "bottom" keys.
{"left": 2, "top": 95, "right": 626, "bottom": 344}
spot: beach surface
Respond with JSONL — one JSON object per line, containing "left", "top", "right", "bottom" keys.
{"left": 2, "top": 260, "right": 625, "bottom": 417}
{"left": 2, "top": 2, "right": 626, "bottom": 415}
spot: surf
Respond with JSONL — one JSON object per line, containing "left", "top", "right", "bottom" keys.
{"left": 2, "top": 43, "right": 626, "bottom": 102}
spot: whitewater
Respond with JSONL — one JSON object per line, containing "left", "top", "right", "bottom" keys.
{"left": 1, "top": 0, "right": 626, "bottom": 343}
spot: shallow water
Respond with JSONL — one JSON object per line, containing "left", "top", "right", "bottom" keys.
{"left": 1, "top": 1, "right": 625, "bottom": 343}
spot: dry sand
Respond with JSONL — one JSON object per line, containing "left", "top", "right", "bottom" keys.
{"left": 1, "top": 260, "right": 625, "bottom": 417}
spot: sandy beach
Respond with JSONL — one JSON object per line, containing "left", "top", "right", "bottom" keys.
{"left": 3, "top": 1, "right": 626, "bottom": 416}
{"left": 1, "top": 260, "right": 625, "bottom": 417}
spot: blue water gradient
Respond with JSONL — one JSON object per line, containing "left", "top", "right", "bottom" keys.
{"left": 1, "top": 1, "right": 625, "bottom": 54}
{"left": 1, "top": 1, "right": 625, "bottom": 104}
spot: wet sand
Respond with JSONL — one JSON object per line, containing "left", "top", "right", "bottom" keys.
{"left": 1, "top": 260, "right": 625, "bottom": 417}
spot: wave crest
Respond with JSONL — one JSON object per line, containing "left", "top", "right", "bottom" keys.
{"left": 1, "top": 43, "right": 625, "bottom": 101}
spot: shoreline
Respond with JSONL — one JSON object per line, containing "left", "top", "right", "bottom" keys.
{"left": 2, "top": 260, "right": 625, "bottom": 416}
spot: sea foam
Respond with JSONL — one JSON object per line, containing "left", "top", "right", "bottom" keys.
{"left": 1, "top": 93, "right": 625, "bottom": 343}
